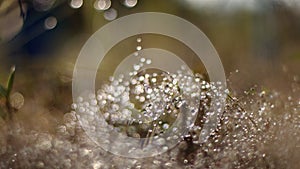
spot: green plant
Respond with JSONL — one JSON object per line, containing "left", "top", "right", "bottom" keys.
{"left": 0, "top": 66, "right": 16, "bottom": 120}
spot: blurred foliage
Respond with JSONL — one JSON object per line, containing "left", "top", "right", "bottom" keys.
{"left": 0, "top": 0, "right": 299, "bottom": 129}
{"left": 0, "top": 66, "right": 16, "bottom": 120}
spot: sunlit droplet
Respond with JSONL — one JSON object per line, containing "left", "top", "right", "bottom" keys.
{"left": 163, "top": 123, "right": 169, "bottom": 129}
{"left": 151, "top": 78, "right": 157, "bottom": 83}
{"left": 70, "top": 0, "right": 83, "bottom": 9}
{"left": 44, "top": 16, "right": 57, "bottom": 30}
{"left": 140, "top": 58, "right": 145, "bottom": 62}
{"left": 133, "top": 64, "right": 140, "bottom": 71}
{"left": 104, "top": 8, "right": 118, "bottom": 21}
{"left": 94, "top": 0, "right": 111, "bottom": 11}
{"left": 139, "top": 96, "right": 145, "bottom": 102}
{"left": 183, "top": 159, "right": 188, "bottom": 164}
{"left": 137, "top": 37, "right": 142, "bottom": 43}
{"left": 146, "top": 59, "right": 152, "bottom": 65}
{"left": 136, "top": 46, "right": 142, "bottom": 51}
{"left": 123, "top": 0, "right": 138, "bottom": 8}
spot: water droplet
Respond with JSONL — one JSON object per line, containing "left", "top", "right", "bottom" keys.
{"left": 136, "top": 46, "right": 142, "bottom": 51}
{"left": 140, "top": 58, "right": 146, "bottom": 63}
{"left": 146, "top": 59, "right": 152, "bottom": 65}
{"left": 70, "top": 0, "right": 83, "bottom": 9}
{"left": 163, "top": 123, "right": 169, "bottom": 129}
{"left": 112, "top": 104, "right": 119, "bottom": 111}
{"left": 78, "top": 107, "right": 85, "bottom": 113}
{"left": 133, "top": 64, "right": 141, "bottom": 71}
{"left": 123, "top": 0, "right": 138, "bottom": 8}
{"left": 138, "top": 76, "right": 144, "bottom": 81}
{"left": 104, "top": 8, "right": 118, "bottom": 21}
{"left": 90, "top": 99, "right": 97, "bottom": 106}
{"left": 139, "top": 96, "right": 145, "bottom": 102}
{"left": 151, "top": 78, "right": 157, "bottom": 83}
{"left": 71, "top": 103, "right": 77, "bottom": 110}
{"left": 92, "top": 161, "right": 103, "bottom": 169}
{"left": 94, "top": 0, "right": 111, "bottom": 11}
{"left": 137, "top": 37, "right": 142, "bottom": 43}
{"left": 44, "top": 16, "right": 57, "bottom": 30}
{"left": 156, "top": 138, "right": 166, "bottom": 145}
{"left": 77, "top": 97, "right": 83, "bottom": 103}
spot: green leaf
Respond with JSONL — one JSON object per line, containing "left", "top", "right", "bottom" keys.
{"left": 6, "top": 66, "right": 15, "bottom": 97}
{"left": 0, "top": 85, "right": 7, "bottom": 98}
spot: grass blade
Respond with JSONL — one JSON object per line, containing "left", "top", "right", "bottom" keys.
{"left": 6, "top": 66, "right": 15, "bottom": 97}
{"left": 0, "top": 85, "right": 7, "bottom": 98}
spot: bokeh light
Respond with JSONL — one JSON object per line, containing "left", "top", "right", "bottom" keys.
{"left": 94, "top": 0, "right": 112, "bottom": 11}
{"left": 103, "top": 8, "right": 118, "bottom": 21}
{"left": 69, "top": 0, "right": 83, "bottom": 9}
{"left": 44, "top": 16, "right": 58, "bottom": 30}
{"left": 123, "top": 0, "right": 138, "bottom": 8}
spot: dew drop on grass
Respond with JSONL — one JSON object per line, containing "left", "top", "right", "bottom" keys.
{"left": 146, "top": 59, "right": 152, "bottom": 65}
{"left": 1, "top": 54, "right": 299, "bottom": 169}
{"left": 137, "top": 37, "right": 142, "bottom": 43}
{"left": 163, "top": 123, "right": 169, "bottom": 129}
{"left": 136, "top": 46, "right": 142, "bottom": 51}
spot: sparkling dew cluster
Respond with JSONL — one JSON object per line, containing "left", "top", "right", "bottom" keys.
{"left": 0, "top": 57, "right": 299, "bottom": 168}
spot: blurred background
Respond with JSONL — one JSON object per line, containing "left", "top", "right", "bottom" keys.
{"left": 0, "top": 0, "right": 299, "bottom": 130}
